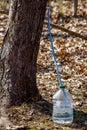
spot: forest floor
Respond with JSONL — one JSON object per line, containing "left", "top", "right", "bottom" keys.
{"left": 0, "top": 0, "right": 87, "bottom": 130}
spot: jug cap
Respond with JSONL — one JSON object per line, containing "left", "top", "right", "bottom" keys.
{"left": 60, "top": 85, "right": 65, "bottom": 89}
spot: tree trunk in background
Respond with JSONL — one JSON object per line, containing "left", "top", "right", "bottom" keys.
{"left": 0, "top": 0, "right": 47, "bottom": 108}
{"left": 74, "top": 0, "right": 78, "bottom": 16}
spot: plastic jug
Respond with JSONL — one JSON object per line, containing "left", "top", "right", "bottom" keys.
{"left": 52, "top": 86, "right": 73, "bottom": 124}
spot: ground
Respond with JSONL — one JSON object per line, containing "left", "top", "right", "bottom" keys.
{"left": 0, "top": 0, "right": 87, "bottom": 130}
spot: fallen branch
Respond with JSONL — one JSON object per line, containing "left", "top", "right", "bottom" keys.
{"left": 44, "top": 21, "right": 87, "bottom": 41}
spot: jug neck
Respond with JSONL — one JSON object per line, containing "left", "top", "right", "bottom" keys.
{"left": 60, "top": 85, "right": 65, "bottom": 89}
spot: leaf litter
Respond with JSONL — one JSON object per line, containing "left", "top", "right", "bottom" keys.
{"left": 0, "top": 0, "right": 87, "bottom": 130}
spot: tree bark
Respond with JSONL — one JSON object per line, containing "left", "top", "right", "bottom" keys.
{"left": 0, "top": 0, "right": 47, "bottom": 108}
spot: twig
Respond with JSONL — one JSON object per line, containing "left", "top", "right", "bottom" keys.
{"left": 44, "top": 21, "right": 87, "bottom": 40}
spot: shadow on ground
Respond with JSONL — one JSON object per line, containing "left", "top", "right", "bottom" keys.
{"left": 35, "top": 100, "right": 87, "bottom": 130}
{"left": 0, "top": 99, "right": 86, "bottom": 130}
{"left": 71, "top": 109, "right": 87, "bottom": 129}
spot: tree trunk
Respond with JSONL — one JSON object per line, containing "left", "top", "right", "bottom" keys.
{"left": 74, "top": 0, "right": 78, "bottom": 16}
{"left": 0, "top": 0, "right": 47, "bottom": 108}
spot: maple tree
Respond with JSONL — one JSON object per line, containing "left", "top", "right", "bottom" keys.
{"left": 0, "top": 0, "right": 47, "bottom": 108}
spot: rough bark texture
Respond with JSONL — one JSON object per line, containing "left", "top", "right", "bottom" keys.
{"left": 0, "top": 0, "right": 47, "bottom": 108}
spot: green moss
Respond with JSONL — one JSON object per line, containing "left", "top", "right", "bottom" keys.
{"left": 29, "top": 128, "right": 38, "bottom": 130}
{"left": 82, "top": 109, "right": 87, "bottom": 113}
{"left": 22, "top": 103, "right": 31, "bottom": 109}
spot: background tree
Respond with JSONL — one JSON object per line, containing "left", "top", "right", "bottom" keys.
{"left": 74, "top": 0, "right": 78, "bottom": 16}
{"left": 0, "top": 0, "right": 47, "bottom": 111}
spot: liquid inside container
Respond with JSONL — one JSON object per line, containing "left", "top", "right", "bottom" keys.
{"left": 52, "top": 88, "right": 73, "bottom": 124}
